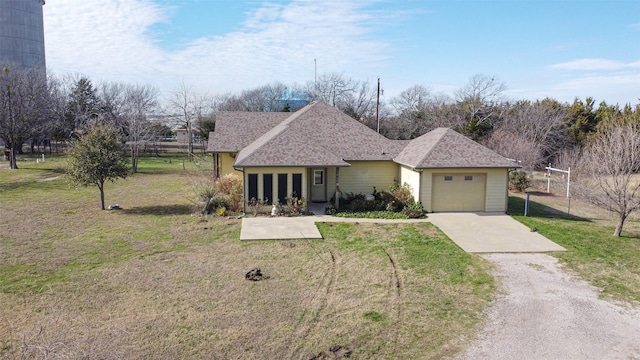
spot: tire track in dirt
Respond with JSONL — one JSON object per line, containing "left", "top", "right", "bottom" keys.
{"left": 382, "top": 247, "right": 404, "bottom": 345}
{"left": 287, "top": 250, "right": 337, "bottom": 358}
{"left": 351, "top": 247, "right": 404, "bottom": 355}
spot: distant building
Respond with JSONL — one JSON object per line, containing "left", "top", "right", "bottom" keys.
{"left": 0, "top": 0, "right": 46, "bottom": 70}
{"left": 176, "top": 129, "right": 189, "bottom": 144}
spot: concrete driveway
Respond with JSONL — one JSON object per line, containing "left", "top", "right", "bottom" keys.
{"left": 428, "top": 213, "right": 566, "bottom": 253}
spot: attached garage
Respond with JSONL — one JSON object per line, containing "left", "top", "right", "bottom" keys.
{"left": 395, "top": 128, "right": 519, "bottom": 214}
{"left": 431, "top": 173, "right": 486, "bottom": 212}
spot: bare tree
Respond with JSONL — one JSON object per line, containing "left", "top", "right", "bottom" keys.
{"left": 122, "top": 84, "right": 159, "bottom": 172}
{"left": 573, "top": 124, "right": 640, "bottom": 236}
{"left": 454, "top": 74, "right": 507, "bottom": 139}
{"left": 165, "top": 82, "right": 211, "bottom": 161}
{"left": 0, "top": 66, "right": 50, "bottom": 169}
{"left": 337, "top": 80, "right": 378, "bottom": 126}
{"left": 390, "top": 85, "right": 432, "bottom": 139}
{"left": 483, "top": 99, "right": 568, "bottom": 169}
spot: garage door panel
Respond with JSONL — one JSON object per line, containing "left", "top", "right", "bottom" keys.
{"left": 432, "top": 174, "right": 485, "bottom": 212}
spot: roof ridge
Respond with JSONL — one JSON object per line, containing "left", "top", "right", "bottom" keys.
{"left": 395, "top": 127, "right": 448, "bottom": 168}
{"left": 233, "top": 102, "right": 318, "bottom": 165}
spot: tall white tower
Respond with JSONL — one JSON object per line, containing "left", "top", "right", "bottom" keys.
{"left": 0, "top": 0, "right": 46, "bottom": 70}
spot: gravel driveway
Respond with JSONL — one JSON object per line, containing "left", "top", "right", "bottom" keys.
{"left": 457, "top": 253, "right": 640, "bottom": 360}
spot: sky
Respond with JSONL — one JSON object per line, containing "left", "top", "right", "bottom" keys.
{"left": 43, "top": 0, "right": 640, "bottom": 106}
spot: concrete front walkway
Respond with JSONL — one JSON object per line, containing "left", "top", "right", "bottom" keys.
{"left": 240, "top": 216, "right": 323, "bottom": 240}
{"left": 239, "top": 215, "right": 430, "bottom": 240}
{"left": 428, "top": 213, "right": 566, "bottom": 253}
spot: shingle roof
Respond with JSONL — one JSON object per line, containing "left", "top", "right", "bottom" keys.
{"left": 206, "top": 112, "right": 290, "bottom": 153}
{"left": 234, "top": 101, "right": 404, "bottom": 167}
{"left": 394, "top": 127, "right": 519, "bottom": 169}
{"left": 206, "top": 104, "right": 518, "bottom": 170}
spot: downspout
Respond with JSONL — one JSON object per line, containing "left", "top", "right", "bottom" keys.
{"left": 334, "top": 166, "right": 340, "bottom": 209}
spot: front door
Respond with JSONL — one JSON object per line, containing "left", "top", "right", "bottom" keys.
{"left": 310, "top": 168, "right": 327, "bottom": 202}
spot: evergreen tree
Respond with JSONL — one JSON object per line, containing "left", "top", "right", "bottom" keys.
{"left": 67, "top": 123, "right": 129, "bottom": 210}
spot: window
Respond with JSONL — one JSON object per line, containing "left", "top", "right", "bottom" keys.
{"left": 278, "top": 174, "right": 287, "bottom": 204}
{"left": 292, "top": 173, "right": 302, "bottom": 199}
{"left": 248, "top": 174, "right": 258, "bottom": 200}
{"left": 444, "top": 175, "right": 453, "bottom": 181}
{"left": 465, "top": 175, "right": 473, "bottom": 181}
{"left": 263, "top": 174, "right": 273, "bottom": 204}
{"left": 314, "top": 170, "right": 324, "bottom": 185}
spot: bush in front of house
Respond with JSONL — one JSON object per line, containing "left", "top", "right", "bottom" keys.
{"left": 330, "top": 183, "right": 426, "bottom": 219}
{"left": 194, "top": 173, "right": 244, "bottom": 216}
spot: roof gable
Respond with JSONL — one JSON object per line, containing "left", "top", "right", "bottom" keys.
{"left": 234, "top": 101, "right": 403, "bottom": 167}
{"left": 395, "top": 127, "right": 518, "bottom": 169}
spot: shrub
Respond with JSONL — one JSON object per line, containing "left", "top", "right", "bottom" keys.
{"left": 192, "top": 174, "right": 244, "bottom": 216}
{"left": 402, "top": 202, "right": 426, "bottom": 219}
{"left": 285, "top": 195, "right": 306, "bottom": 216}
{"left": 324, "top": 206, "right": 337, "bottom": 215}
{"left": 388, "top": 183, "right": 414, "bottom": 208}
{"left": 215, "top": 174, "right": 243, "bottom": 212}
{"left": 248, "top": 197, "right": 265, "bottom": 217}
{"left": 333, "top": 211, "right": 409, "bottom": 219}
{"left": 509, "top": 170, "right": 530, "bottom": 192}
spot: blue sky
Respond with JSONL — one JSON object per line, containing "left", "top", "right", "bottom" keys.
{"left": 44, "top": 0, "right": 640, "bottom": 105}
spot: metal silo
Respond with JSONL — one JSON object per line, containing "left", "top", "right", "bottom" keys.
{"left": 0, "top": 0, "right": 46, "bottom": 70}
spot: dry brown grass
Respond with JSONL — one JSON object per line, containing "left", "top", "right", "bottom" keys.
{"left": 1, "top": 155, "right": 494, "bottom": 359}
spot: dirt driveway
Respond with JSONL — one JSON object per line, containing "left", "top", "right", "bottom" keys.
{"left": 456, "top": 253, "right": 640, "bottom": 359}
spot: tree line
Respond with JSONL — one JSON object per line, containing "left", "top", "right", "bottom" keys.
{"left": 3, "top": 67, "right": 638, "bottom": 172}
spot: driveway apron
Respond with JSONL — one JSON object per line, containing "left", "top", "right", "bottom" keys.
{"left": 428, "top": 213, "right": 566, "bottom": 253}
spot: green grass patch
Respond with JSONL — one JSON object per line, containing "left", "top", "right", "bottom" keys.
{"left": 362, "top": 310, "right": 384, "bottom": 322}
{"left": 509, "top": 196, "right": 640, "bottom": 304}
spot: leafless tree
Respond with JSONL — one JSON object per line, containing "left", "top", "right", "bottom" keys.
{"left": 122, "top": 84, "right": 159, "bottom": 172}
{"left": 483, "top": 99, "right": 569, "bottom": 169}
{"left": 389, "top": 85, "right": 431, "bottom": 139}
{"left": 572, "top": 124, "right": 640, "bottom": 236}
{"left": 454, "top": 74, "right": 507, "bottom": 139}
{"left": 306, "top": 72, "right": 357, "bottom": 107}
{"left": 0, "top": 66, "right": 50, "bottom": 169}
{"left": 337, "top": 80, "right": 378, "bottom": 126}
{"left": 165, "top": 82, "right": 212, "bottom": 161}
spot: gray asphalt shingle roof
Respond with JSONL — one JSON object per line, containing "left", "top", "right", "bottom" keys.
{"left": 234, "top": 101, "right": 403, "bottom": 167}
{"left": 206, "top": 102, "right": 518, "bottom": 169}
{"left": 206, "top": 112, "right": 290, "bottom": 153}
{"left": 394, "top": 127, "right": 519, "bottom": 169}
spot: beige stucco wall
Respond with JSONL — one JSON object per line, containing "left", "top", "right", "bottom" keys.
{"left": 420, "top": 168, "right": 509, "bottom": 212}
{"left": 338, "top": 161, "right": 399, "bottom": 196}
{"left": 399, "top": 165, "right": 421, "bottom": 203}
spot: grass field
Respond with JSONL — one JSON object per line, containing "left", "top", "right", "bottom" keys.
{"left": 509, "top": 194, "right": 640, "bottom": 305}
{"left": 0, "top": 153, "right": 494, "bottom": 359}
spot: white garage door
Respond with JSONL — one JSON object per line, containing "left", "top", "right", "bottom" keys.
{"left": 432, "top": 173, "right": 486, "bottom": 212}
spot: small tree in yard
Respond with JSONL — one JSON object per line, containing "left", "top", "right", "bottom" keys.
{"left": 573, "top": 124, "right": 640, "bottom": 236}
{"left": 67, "top": 123, "right": 129, "bottom": 210}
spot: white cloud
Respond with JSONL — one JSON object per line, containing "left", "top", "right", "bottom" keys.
{"left": 548, "top": 58, "right": 640, "bottom": 71}
{"left": 44, "top": 0, "right": 390, "bottom": 99}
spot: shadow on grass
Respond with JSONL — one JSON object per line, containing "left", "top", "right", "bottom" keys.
{"left": 120, "top": 204, "right": 193, "bottom": 216}
{"left": 508, "top": 195, "right": 590, "bottom": 222}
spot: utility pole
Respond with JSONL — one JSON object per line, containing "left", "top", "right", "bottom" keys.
{"left": 376, "top": 77, "right": 381, "bottom": 133}
{"left": 314, "top": 58, "right": 317, "bottom": 100}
